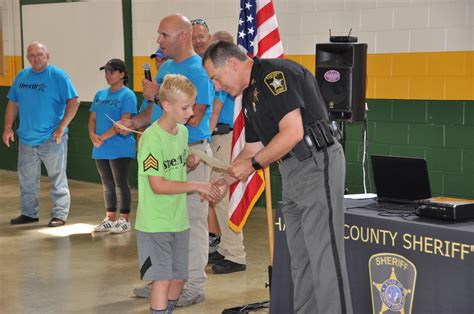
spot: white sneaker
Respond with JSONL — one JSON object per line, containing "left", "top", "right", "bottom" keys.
{"left": 110, "top": 217, "right": 131, "bottom": 234}
{"left": 93, "top": 217, "right": 116, "bottom": 232}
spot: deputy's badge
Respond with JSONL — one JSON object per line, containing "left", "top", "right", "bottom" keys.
{"left": 143, "top": 153, "right": 159, "bottom": 171}
{"left": 369, "top": 253, "right": 416, "bottom": 314}
{"left": 264, "top": 71, "right": 287, "bottom": 96}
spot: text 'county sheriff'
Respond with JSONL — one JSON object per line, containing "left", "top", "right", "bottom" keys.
{"left": 344, "top": 224, "right": 473, "bottom": 261}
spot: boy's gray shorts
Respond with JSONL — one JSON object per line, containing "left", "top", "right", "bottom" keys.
{"left": 136, "top": 229, "right": 190, "bottom": 281}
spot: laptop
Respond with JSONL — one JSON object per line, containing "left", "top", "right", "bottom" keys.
{"left": 371, "top": 155, "right": 432, "bottom": 207}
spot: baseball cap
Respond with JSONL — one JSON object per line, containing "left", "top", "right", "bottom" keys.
{"left": 99, "top": 58, "right": 126, "bottom": 72}
{"left": 150, "top": 49, "right": 167, "bottom": 59}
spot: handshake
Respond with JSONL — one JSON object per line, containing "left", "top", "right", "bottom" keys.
{"left": 187, "top": 154, "right": 238, "bottom": 203}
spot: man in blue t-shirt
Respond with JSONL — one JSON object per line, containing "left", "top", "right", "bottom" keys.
{"left": 2, "top": 41, "right": 80, "bottom": 227}
{"left": 119, "top": 14, "right": 213, "bottom": 307}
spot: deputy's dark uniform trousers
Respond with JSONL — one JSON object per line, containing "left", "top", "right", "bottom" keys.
{"left": 279, "top": 141, "right": 352, "bottom": 314}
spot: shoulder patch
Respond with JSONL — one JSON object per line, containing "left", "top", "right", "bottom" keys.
{"left": 264, "top": 71, "right": 287, "bottom": 96}
{"left": 143, "top": 153, "right": 159, "bottom": 172}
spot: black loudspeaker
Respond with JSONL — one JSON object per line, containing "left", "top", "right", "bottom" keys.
{"left": 315, "top": 43, "right": 367, "bottom": 122}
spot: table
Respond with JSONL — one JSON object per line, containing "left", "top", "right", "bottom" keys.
{"left": 270, "top": 199, "right": 474, "bottom": 314}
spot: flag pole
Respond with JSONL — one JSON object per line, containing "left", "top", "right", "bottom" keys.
{"left": 263, "top": 166, "right": 274, "bottom": 266}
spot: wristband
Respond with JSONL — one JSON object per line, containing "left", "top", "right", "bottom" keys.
{"left": 251, "top": 156, "right": 262, "bottom": 171}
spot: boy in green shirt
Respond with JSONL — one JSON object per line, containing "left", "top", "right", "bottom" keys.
{"left": 136, "top": 74, "right": 220, "bottom": 314}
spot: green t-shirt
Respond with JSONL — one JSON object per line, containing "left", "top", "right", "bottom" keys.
{"left": 135, "top": 122, "right": 190, "bottom": 232}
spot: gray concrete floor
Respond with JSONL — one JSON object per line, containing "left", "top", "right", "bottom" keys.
{"left": 0, "top": 170, "right": 271, "bottom": 314}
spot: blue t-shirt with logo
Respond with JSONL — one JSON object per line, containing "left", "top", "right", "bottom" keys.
{"left": 157, "top": 55, "right": 213, "bottom": 143}
{"left": 7, "top": 64, "right": 78, "bottom": 145}
{"left": 89, "top": 86, "right": 137, "bottom": 159}
{"left": 216, "top": 90, "right": 234, "bottom": 128}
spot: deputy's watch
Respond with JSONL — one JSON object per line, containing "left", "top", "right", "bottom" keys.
{"left": 153, "top": 93, "right": 160, "bottom": 104}
{"left": 251, "top": 156, "right": 262, "bottom": 170}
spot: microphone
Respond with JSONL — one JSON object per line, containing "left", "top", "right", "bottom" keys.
{"left": 143, "top": 63, "right": 152, "bottom": 81}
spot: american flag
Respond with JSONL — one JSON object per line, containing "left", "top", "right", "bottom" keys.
{"left": 228, "top": 0, "right": 284, "bottom": 232}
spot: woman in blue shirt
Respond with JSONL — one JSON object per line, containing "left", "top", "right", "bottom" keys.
{"left": 88, "top": 59, "right": 137, "bottom": 233}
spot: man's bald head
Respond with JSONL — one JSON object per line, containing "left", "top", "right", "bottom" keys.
{"left": 161, "top": 14, "right": 192, "bottom": 34}
{"left": 27, "top": 41, "right": 48, "bottom": 54}
{"left": 157, "top": 14, "right": 194, "bottom": 62}
{"left": 26, "top": 41, "right": 49, "bottom": 72}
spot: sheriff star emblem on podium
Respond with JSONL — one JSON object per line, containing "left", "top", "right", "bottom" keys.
{"left": 143, "top": 153, "right": 159, "bottom": 171}
{"left": 369, "top": 253, "right": 417, "bottom": 314}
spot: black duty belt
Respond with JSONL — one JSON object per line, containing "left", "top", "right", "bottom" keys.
{"left": 278, "top": 120, "right": 341, "bottom": 164}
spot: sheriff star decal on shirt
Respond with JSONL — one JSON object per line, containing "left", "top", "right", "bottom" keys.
{"left": 143, "top": 153, "right": 159, "bottom": 172}
{"left": 264, "top": 71, "right": 287, "bottom": 96}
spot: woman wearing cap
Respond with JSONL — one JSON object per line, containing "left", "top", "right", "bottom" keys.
{"left": 88, "top": 58, "right": 137, "bottom": 233}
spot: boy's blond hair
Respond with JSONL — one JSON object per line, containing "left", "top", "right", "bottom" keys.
{"left": 159, "top": 74, "right": 197, "bottom": 103}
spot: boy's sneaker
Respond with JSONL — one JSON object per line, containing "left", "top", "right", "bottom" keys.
{"left": 133, "top": 282, "right": 152, "bottom": 298}
{"left": 93, "top": 217, "right": 116, "bottom": 232}
{"left": 110, "top": 217, "right": 131, "bottom": 234}
{"left": 176, "top": 288, "right": 205, "bottom": 307}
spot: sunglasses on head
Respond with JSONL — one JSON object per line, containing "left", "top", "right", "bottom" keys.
{"left": 191, "top": 18, "right": 207, "bottom": 26}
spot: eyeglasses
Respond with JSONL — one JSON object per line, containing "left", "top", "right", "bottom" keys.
{"left": 191, "top": 18, "right": 209, "bottom": 30}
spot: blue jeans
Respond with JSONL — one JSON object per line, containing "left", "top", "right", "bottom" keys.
{"left": 18, "top": 134, "right": 70, "bottom": 220}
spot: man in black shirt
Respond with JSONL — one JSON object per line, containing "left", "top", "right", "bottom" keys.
{"left": 202, "top": 41, "right": 353, "bottom": 314}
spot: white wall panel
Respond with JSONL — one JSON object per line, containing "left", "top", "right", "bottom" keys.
{"left": 347, "top": 0, "right": 377, "bottom": 10}
{"left": 286, "top": 0, "right": 316, "bottom": 14}
{"left": 168, "top": 0, "right": 190, "bottom": 17}
{"left": 126, "top": 0, "right": 470, "bottom": 55}
{"left": 1, "top": 0, "right": 21, "bottom": 55}
{"left": 316, "top": 0, "right": 346, "bottom": 12}
{"left": 133, "top": 20, "right": 159, "bottom": 41}
{"left": 394, "top": 5, "right": 429, "bottom": 30}
{"left": 330, "top": 10, "right": 361, "bottom": 34}
{"left": 376, "top": 0, "right": 410, "bottom": 8}
{"left": 286, "top": 33, "right": 317, "bottom": 54}
{"left": 273, "top": 0, "right": 288, "bottom": 16}
{"left": 301, "top": 12, "right": 330, "bottom": 34}
{"left": 8, "top": 0, "right": 469, "bottom": 66}
{"left": 315, "top": 33, "right": 331, "bottom": 44}
{"left": 133, "top": 2, "right": 169, "bottom": 22}
{"left": 446, "top": 27, "right": 471, "bottom": 51}
{"left": 23, "top": 1, "right": 124, "bottom": 101}
{"left": 358, "top": 31, "right": 377, "bottom": 53}
{"left": 214, "top": 0, "right": 239, "bottom": 18}
{"left": 376, "top": 29, "right": 410, "bottom": 53}
{"left": 361, "top": 7, "right": 394, "bottom": 31}
{"left": 188, "top": 0, "right": 214, "bottom": 20}
{"left": 429, "top": 2, "right": 468, "bottom": 28}
{"left": 279, "top": 14, "right": 302, "bottom": 35}
{"left": 410, "top": 28, "right": 447, "bottom": 52}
